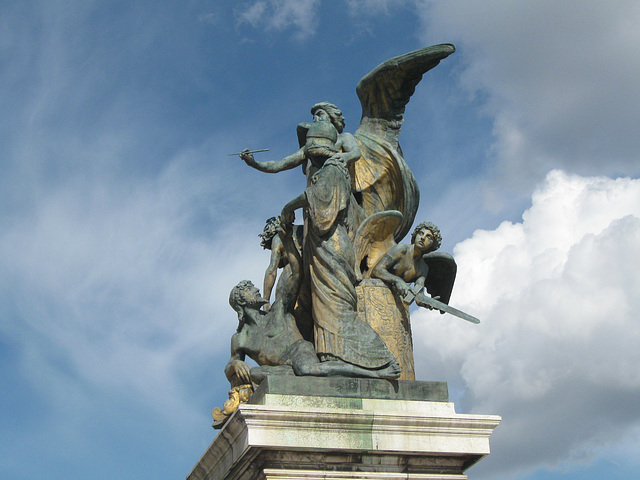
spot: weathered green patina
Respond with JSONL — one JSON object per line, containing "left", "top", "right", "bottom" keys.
{"left": 214, "top": 45, "right": 480, "bottom": 425}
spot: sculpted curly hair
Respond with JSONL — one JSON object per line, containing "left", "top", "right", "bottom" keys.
{"left": 259, "top": 217, "right": 279, "bottom": 250}
{"left": 311, "top": 102, "right": 345, "bottom": 133}
{"left": 229, "top": 280, "right": 253, "bottom": 328}
{"left": 411, "top": 222, "right": 442, "bottom": 251}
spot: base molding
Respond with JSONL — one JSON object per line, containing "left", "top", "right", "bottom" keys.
{"left": 262, "top": 468, "right": 468, "bottom": 480}
{"left": 187, "top": 378, "right": 500, "bottom": 480}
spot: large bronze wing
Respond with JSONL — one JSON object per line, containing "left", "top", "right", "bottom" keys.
{"left": 355, "top": 44, "right": 456, "bottom": 148}
{"left": 353, "top": 210, "right": 403, "bottom": 280}
{"left": 351, "top": 44, "right": 456, "bottom": 242}
{"left": 423, "top": 251, "right": 457, "bottom": 311}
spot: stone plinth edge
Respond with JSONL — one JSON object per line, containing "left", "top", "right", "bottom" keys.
{"left": 250, "top": 376, "right": 449, "bottom": 404}
{"left": 187, "top": 380, "right": 500, "bottom": 480}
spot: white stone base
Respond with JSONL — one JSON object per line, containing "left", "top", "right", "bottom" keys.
{"left": 262, "top": 470, "right": 467, "bottom": 480}
{"left": 187, "top": 392, "right": 500, "bottom": 480}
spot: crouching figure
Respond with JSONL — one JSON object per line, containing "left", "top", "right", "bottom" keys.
{"left": 212, "top": 218, "right": 400, "bottom": 428}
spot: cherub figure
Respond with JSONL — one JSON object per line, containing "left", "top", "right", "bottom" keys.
{"left": 258, "top": 216, "right": 303, "bottom": 311}
{"left": 370, "top": 221, "right": 456, "bottom": 309}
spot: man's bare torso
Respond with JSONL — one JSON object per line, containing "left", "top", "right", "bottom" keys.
{"left": 236, "top": 302, "right": 303, "bottom": 366}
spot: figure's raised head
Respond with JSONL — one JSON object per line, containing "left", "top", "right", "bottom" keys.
{"left": 411, "top": 221, "right": 442, "bottom": 252}
{"left": 311, "top": 102, "right": 345, "bottom": 133}
{"left": 229, "top": 280, "right": 266, "bottom": 325}
{"left": 259, "top": 217, "right": 279, "bottom": 250}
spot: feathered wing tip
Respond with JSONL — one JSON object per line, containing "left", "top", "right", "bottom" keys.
{"left": 423, "top": 251, "right": 457, "bottom": 308}
{"left": 355, "top": 44, "right": 456, "bottom": 147}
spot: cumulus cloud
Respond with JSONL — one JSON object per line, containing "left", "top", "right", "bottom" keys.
{"left": 412, "top": 170, "right": 640, "bottom": 478}
{"left": 237, "top": 0, "right": 321, "bottom": 40}
{"left": 418, "top": 1, "right": 640, "bottom": 191}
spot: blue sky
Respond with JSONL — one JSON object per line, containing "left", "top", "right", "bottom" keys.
{"left": 2, "top": 1, "right": 640, "bottom": 479}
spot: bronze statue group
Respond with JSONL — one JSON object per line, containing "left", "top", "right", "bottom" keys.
{"left": 213, "top": 46, "right": 476, "bottom": 425}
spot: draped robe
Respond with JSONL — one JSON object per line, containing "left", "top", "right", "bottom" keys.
{"left": 304, "top": 160, "right": 396, "bottom": 369}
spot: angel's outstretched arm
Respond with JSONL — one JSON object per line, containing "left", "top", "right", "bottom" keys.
{"left": 240, "top": 148, "right": 305, "bottom": 173}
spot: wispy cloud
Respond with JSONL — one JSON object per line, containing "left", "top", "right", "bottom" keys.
{"left": 345, "top": 0, "right": 407, "bottom": 17}
{"left": 419, "top": 1, "right": 640, "bottom": 197}
{"left": 236, "top": 0, "right": 321, "bottom": 40}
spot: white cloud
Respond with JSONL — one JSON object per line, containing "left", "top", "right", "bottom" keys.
{"left": 412, "top": 170, "right": 640, "bottom": 478}
{"left": 238, "top": 0, "right": 268, "bottom": 27}
{"left": 418, "top": 1, "right": 640, "bottom": 192}
{"left": 237, "top": 0, "right": 321, "bottom": 40}
{"left": 345, "top": 0, "right": 407, "bottom": 16}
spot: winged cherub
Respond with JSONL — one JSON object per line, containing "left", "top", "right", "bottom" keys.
{"left": 370, "top": 221, "right": 455, "bottom": 310}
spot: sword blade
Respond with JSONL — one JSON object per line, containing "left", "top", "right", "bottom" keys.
{"left": 227, "top": 148, "right": 269, "bottom": 156}
{"left": 416, "top": 292, "right": 480, "bottom": 324}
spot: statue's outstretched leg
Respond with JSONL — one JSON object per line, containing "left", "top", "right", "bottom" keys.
{"left": 290, "top": 342, "right": 401, "bottom": 380}
{"left": 295, "top": 360, "right": 401, "bottom": 379}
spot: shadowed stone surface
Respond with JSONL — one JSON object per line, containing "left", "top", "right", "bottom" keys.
{"left": 249, "top": 375, "right": 449, "bottom": 404}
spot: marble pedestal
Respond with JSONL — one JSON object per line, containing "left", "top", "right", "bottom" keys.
{"left": 187, "top": 377, "right": 500, "bottom": 480}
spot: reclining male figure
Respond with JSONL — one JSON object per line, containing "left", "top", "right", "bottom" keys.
{"left": 225, "top": 219, "right": 400, "bottom": 387}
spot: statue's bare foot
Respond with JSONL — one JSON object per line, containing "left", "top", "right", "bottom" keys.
{"left": 377, "top": 361, "right": 401, "bottom": 380}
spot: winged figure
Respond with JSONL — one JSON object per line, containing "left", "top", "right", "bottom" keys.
{"left": 358, "top": 217, "right": 457, "bottom": 311}
{"left": 236, "top": 45, "right": 460, "bottom": 371}
{"left": 241, "top": 44, "right": 456, "bottom": 242}
{"left": 352, "top": 44, "right": 456, "bottom": 242}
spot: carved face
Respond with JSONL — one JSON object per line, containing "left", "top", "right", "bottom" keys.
{"left": 241, "top": 282, "right": 267, "bottom": 308}
{"left": 313, "top": 108, "right": 329, "bottom": 123}
{"left": 259, "top": 220, "right": 278, "bottom": 249}
{"left": 414, "top": 228, "right": 434, "bottom": 252}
